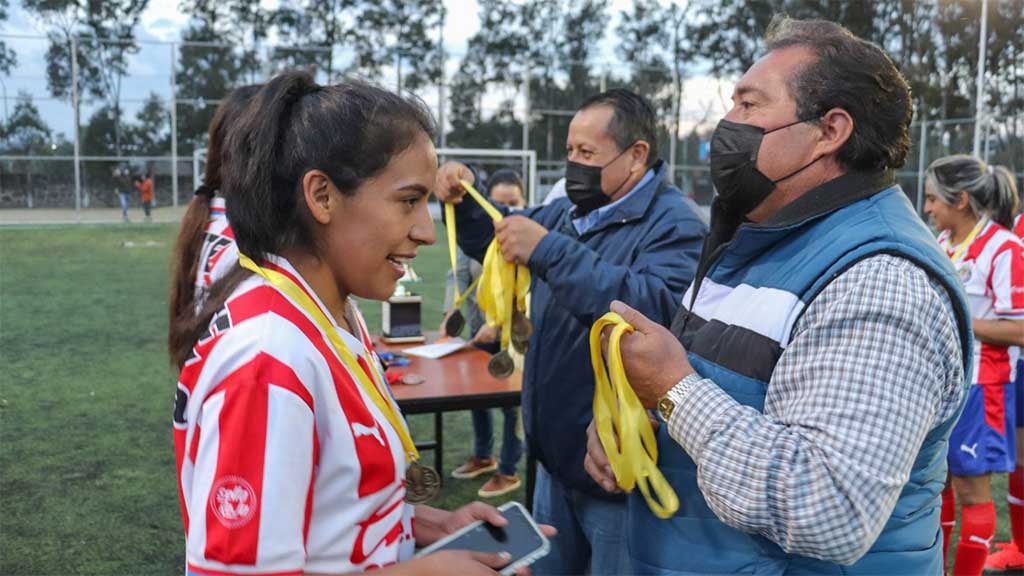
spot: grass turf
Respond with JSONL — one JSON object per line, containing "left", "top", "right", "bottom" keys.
{"left": 0, "top": 221, "right": 1012, "bottom": 574}
{"left": 0, "top": 222, "right": 525, "bottom": 575}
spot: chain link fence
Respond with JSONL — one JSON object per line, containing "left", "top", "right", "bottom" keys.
{"left": 0, "top": 33, "right": 1020, "bottom": 220}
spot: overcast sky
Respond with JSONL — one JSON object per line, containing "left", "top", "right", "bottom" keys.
{"left": 1, "top": 0, "right": 734, "bottom": 143}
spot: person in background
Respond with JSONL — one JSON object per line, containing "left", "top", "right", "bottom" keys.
{"left": 167, "top": 84, "right": 260, "bottom": 369}
{"left": 444, "top": 168, "right": 527, "bottom": 498}
{"left": 924, "top": 154, "right": 1024, "bottom": 576}
{"left": 114, "top": 163, "right": 132, "bottom": 222}
{"left": 133, "top": 173, "right": 154, "bottom": 223}
{"left": 991, "top": 169, "right": 1024, "bottom": 574}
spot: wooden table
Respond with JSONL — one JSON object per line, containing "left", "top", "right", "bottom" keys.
{"left": 374, "top": 335, "right": 530, "bottom": 498}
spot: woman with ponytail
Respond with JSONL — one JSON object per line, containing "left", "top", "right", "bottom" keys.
{"left": 167, "top": 84, "right": 260, "bottom": 369}
{"left": 172, "top": 71, "right": 550, "bottom": 576}
{"left": 924, "top": 154, "right": 1024, "bottom": 575}
{"left": 989, "top": 166, "right": 1024, "bottom": 574}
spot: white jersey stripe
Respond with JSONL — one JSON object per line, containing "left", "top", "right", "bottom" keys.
{"left": 256, "top": 385, "right": 314, "bottom": 568}
{"left": 188, "top": 389, "right": 225, "bottom": 567}
{"left": 685, "top": 277, "right": 806, "bottom": 348}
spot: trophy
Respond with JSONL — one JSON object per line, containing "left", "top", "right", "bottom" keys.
{"left": 381, "top": 263, "right": 426, "bottom": 343}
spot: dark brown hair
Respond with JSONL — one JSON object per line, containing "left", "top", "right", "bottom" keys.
{"left": 168, "top": 84, "right": 260, "bottom": 369}
{"left": 169, "top": 70, "right": 436, "bottom": 368}
{"left": 765, "top": 17, "right": 913, "bottom": 172}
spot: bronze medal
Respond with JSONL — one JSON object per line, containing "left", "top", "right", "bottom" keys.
{"left": 488, "top": 350, "right": 515, "bottom": 379}
{"left": 511, "top": 309, "right": 533, "bottom": 341}
{"left": 404, "top": 461, "right": 441, "bottom": 503}
{"left": 444, "top": 309, "right": 465, "bottom": 337}
{"left": 512, "top": 336, "right": 529, "bottom": 355}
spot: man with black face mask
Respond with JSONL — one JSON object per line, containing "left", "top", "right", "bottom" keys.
{"left": 434, "top": 89, "right": 706, "bottom": 575}
{"left": 584, "top": 18, "right": 973, "bottom": 575}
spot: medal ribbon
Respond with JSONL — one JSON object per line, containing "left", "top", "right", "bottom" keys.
{"left": 590, "top": 312, "right": 679, "bottom": 519}
{"left": 444, "top": 202, "right": 481, "bottom": 308}
{"left": 458, "top": 180, "right": 531, "bottom": 353}
{"left": 947, "top": 217, "right": 987, "bottom": 265}
{"left": 238, "top": 253, "right": 419, "bottom": 463}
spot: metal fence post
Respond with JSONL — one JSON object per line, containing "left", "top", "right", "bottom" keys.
{"left": 71, "top": 35, "right": 82, "bottom": 220}
{"left": 669, "top": 66, "right": 679, "bottom": 184}
{"left": 916, "top": 113, "right": 928, "bottom": 215}
{"left": 170, "top": 43, "right": 179, "bottom": 207}
{"left": 522, "top": 66, "right": 531, "bottom": 188}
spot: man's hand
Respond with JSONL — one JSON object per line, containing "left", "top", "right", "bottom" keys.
{"left": 495, "top": 216, "right": 549, "bottom": 265}
{"left": 472, "top": 323, "right": 498, "bottom": 345}
{"left": 434, "top": 160, "right": 475, "bottom": 204}
{"left": 605, "top": 300, "right": 693, "bottom": 408}
{"left": 584, "top": 419, "right": 622, "bottom": 494}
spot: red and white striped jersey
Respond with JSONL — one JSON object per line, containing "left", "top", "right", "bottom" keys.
{"left": 194, "top": 197, "right": 238, "bottom": 311}
{"left": 1014, "top": 213, "right": 1024, "bottom": 240}
{"left": 939, "top": 220, "right": 1024, "bottom": 384}
{"left": 174, "top": 255, "right": 416, "bottom": 575}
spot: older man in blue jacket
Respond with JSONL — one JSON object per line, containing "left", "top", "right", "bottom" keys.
{"left": 434, "top": 88, "right": 706, "bottom": 575}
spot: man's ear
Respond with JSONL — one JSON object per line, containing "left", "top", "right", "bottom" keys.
{"left": 303, "top": 170, "right": 334, "bottom": 225}
{"left": 630, "top": 140, "right": 651, "bottom": 172}
{"left": 814, "top": 107, "right": 854, "bottom": 157}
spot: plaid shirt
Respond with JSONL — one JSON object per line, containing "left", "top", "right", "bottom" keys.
{"left": 666, "top": 254, "right": 965, "bottom": 565}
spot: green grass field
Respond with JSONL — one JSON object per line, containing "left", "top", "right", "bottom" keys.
{"left": 0, "top": 221, "right": 1013, "bottom": 574}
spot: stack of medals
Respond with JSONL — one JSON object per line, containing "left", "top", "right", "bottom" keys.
{"left": 455, "top": 180, "right": 532, "bottom": 380}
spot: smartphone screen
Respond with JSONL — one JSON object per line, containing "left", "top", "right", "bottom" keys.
{"left": 422, "top": 502, "right": 547, "bottom": 565}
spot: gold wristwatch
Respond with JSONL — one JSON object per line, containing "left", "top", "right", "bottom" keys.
{"left": 656, "top": 372, "right": 703, "bottom": 422}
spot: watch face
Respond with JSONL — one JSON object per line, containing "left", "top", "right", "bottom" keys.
{"left": 658, "top": 397, "right": 674, "bottom": 420}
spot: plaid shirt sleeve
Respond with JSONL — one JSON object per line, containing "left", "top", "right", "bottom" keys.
{"left": 666, "top": 254, "right": 965, "bottom": 565}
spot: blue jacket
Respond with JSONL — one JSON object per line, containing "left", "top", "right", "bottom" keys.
{"left": 630, "top": 173, "right": 972, "bottom": 574}
{"left": 453, "top": 161, "right": 706, "bottom": 496}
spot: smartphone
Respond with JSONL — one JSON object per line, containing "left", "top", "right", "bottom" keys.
{"left": 414, "top": 501, "right": 550, "bottom": 575}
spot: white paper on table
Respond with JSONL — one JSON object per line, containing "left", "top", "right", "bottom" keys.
{"left": 402, "top": 338, "right": 472, "bottom": 359}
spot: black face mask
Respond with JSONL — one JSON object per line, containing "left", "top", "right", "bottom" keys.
{"left": 709, "top": 117, "right": 822, "bottom": 216}
{"left": 565, "top": 143, "right": 635, "bottom": 215}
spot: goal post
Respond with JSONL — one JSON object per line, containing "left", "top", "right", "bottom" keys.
{"left": 194, "top": 146, "right": 541, "bottom": 207}
{"left": 436, "top": 148, "right": 539, "bottom": 207}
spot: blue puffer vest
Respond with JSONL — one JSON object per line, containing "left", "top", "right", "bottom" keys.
{"left": 629, "top": 172, "right": 972, "bottom": 574}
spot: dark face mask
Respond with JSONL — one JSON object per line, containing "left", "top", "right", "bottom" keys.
{"left": 709, "top": 117, "right": 822, "bottom": 216}
{"left": 565, "top": 143, "right": 635, "bottom": 215}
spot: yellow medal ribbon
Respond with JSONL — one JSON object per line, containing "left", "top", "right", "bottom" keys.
{"left": 947, "top": 217, "right": 987, "bottom": 265}
{"left": 238, "top": 253, "right": 419, "bottom": 463}
{"left": 590, "top": 312, "right": 679, "bottom": 519}
{"left": 458, "top": 180, "right": 531, "bottom": 352}
{"left": 444, "top": 202, "right": 481, "bottom": 308}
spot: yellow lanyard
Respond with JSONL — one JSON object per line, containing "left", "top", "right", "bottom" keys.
{"left": 238, "top": 253, "right": 419, "bottom": 463}
{"left": 948, "top": 217, "right": 987, "bottom": 265}
{"left": 444, "top": 202, "right": 481, "bottom": 308}
{"left": 458, "top": 180, "right": 531, "bottom": 351}
{"left": 590, "top": 312, "right": 679, "bottom": 519}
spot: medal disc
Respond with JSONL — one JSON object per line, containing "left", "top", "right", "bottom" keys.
{"left": 404, "top": 461, "right": 441, "bottom": 503}
{"left": 511, "top": 310, "right": 533, "bottom": 341}
{"left": 488, "top": 351, "right": 515, "bottom": 379}
{"left": 444, "top": 309, "right": 465, "bottom": 337}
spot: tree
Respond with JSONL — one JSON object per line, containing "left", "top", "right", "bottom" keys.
{"left": 355, "top": 0, "right": 442, "bottom": 91}
{"left": 0, "top": 0, "right": 17, "bottom": 74}
{"left": 174, "top": 1, "right": 252, "bottom": 155}
{"left": 1, "top": 92, "right": 53, "bottom": 207}
{"left": 273, "top": 0, "right": 357, "bottom": 80}
{"left": 24, "top": 0, "right": 149, "bottom": 156}
{"left": 129, "top": 92, "right": 169, "bottom": 156}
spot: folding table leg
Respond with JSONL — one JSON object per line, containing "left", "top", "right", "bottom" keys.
{"left": 434, "top": 411, "right": 443, "bottom": 485}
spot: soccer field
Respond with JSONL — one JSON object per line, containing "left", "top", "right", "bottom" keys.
{"left": 0, "top": 222, "right": 526, "bottom": 574}
{"left": 0, "top": 221, "right": 1012, "bottom": 574}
